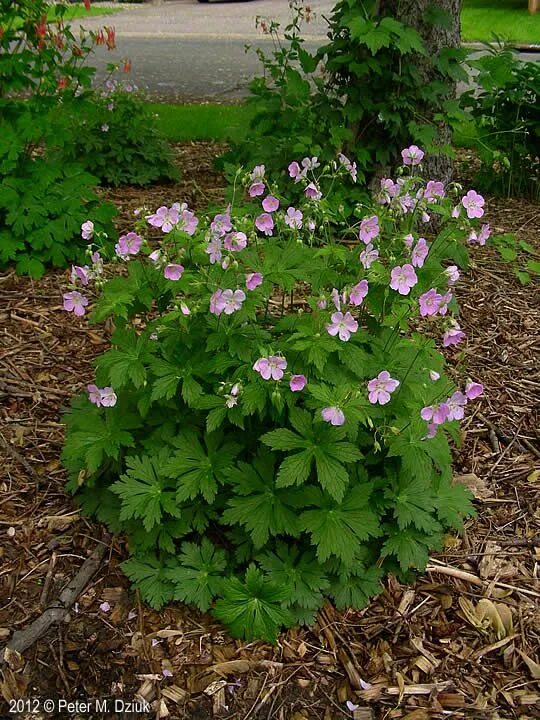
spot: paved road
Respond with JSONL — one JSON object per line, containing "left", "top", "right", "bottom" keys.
{"left": 81, "top": 1, "right": 537, "bottom": 100}
{"left": 80, "top": 0, "right": 332, "bottom": 99}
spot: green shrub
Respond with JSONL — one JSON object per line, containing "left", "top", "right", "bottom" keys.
{"left": 0, "top": 0, "right": 117, "bottom": 276}
{"left": 59, "top": 79, "right": 179, "bottom": 187}
{"left": 225, "top": 1, "right": 468, "bottom": 195}
{"left": 460, "top": 47, "right": 540, "bottom": 201}
{"left": 61, "top": 149, "right": 488, "bottom": 641}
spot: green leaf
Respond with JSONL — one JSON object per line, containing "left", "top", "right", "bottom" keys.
{"left": 122, "top": 555, "right": 175, "bottom": 610}
{"left": 259, "top": 543, "right": 329, "bottom": 609}
{"left": 386, "top": 477, "right": 441, "bottom": 534}
{"left": 165, "top": 539, "right": 227, "bottom": 611}
{"left": 222, "top": 455, "right": 303, "bottom": 548}
{"left": 213, "top": 565, "right": 293, "bottom": 642}
{"left": 166, "top": 431, "right": 240, "bottom": 503}
{"left": 329, "top": 565, "right": 382, "bottom": 609}
{"left": 111, "top": 451, "right": 179, "bottom": 532}
{"left": 300, "top": 486, "right": 380, "bottom": 566}
{"left": 435, "top": 477, "right": 475, "bottom": 529}
{"left": 382, "top": 529, "right": 440, "bottom": 570}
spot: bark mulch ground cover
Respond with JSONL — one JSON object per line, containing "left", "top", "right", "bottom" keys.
{"left": 0, "top": 143, "right": 539, "bottom": 720}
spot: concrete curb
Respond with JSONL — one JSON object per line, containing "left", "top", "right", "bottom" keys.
{"left": 463, "top": 42, "right": 540, "bottom": 52}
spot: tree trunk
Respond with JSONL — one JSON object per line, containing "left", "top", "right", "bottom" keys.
{"left": 377, "top": 0, "right": 461, "bottom": 183}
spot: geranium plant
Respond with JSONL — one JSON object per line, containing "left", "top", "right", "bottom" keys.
{"left": 62, "top": 148, "right": 488, "bottom": 642}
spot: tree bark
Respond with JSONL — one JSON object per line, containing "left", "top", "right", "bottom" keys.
{"left": 377, "top": 0, "right": 461, "bottom": 183}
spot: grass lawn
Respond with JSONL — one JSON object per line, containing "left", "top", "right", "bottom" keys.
{"left": 461, "top": 0, "right": 540, "bottom": 44}
{"left": 46, "top": 4, "right": 123, "bottom": 22}
{"left": 148, "top": 103, "right": 254, "bottom": 142}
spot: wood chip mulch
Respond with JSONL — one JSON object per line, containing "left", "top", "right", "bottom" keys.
{"left": 0, "top": 144, "right": 539, "bottom": 720}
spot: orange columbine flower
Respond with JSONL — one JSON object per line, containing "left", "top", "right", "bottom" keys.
{"left": 106, "top": 27, "right": 116, "bottom": 50}
{"left": 36, "top": 17, "right": 47, "bottom": 37}
{"left": 84, "top": 0, "right": 91, "bottom": 9}
{"left": 123, "top": 58, "right": 132, "bottom": 73}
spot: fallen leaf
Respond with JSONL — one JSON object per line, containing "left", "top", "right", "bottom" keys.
{"left": 517, "top": 649, "right": 540, "bottom": 680}
{"left": 454, "top": 473, "right": 493, "bottom": 500}
{"left": 210, "top": 660, "right": 251, "bottom": 676}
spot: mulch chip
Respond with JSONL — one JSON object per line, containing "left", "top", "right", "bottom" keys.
{"left": 0, "top": 145, "right": 538, "bottom": 719}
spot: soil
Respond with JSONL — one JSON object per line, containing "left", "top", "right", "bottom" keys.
{"left": 0, "top": 144, "right": 539, "bottom": 720}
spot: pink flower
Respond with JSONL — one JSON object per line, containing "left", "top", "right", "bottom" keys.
{"left": 469, "top": 223, "right": 491, "bottom": 246}
{"left": 224, "top": 232, "right": 247, "bottom": 252}
{"left": 349, "top": 280, "right": 369, "bottom": 306}
{"left": 403, "top": 234, "right": 414, "bottom": 249}
{"left": 115, "top": 231, "right": 142, "bottom": 258}
{"left": 443, "top": 324, "right": 465, "bottom": 347}
{"left": 424, "top": 180, "right": 445, "bottom": 201}
{"left": 378, "top": 178, "right": 399, "bottom": 204}
{"left": 71, "top": 265, "right": 89, "bottom": 286}
{"left": 253, "top": 356, "right": 287, "bottom": 381}
{"left": 180, "top": 302, "right": 190, "bottom": 315}
{"left": 421, "top": 406, "right": 435, "bottom": 421}
{"left": 206, "top": 236, "right": 222, "bottom": 264}
{"left": 359, "top": 215, "right": 379, "bottom": 244}
{"left": 445, "top": 265, "right": 460, "bottom": 284}
{"left": 421, "top": 211, "right": 430, "bottom": 223}
{"left": 290, "top": 374, "right": 307, "bottom": 392}
{"left": 421, "top": 403, "right": 450, "bottom": 425}
{"left": 63, "top": 291, "right": 88, "bottom": 317}
{"left": 250, "top": 164, "right": 265, "bottom": 181}
{"left": 147, "top": 206, "right": 179, "bottom": 233}
{"left": 438, "top": 290, "right": 452, "bottom": 316}
{"left": 466, "top": 381, "right": 484, "bottom": 400}
{"left": 285, "top": 207, "right": 303, "bottom": 229}
{"left": 321, "top": 406, "right": 345, "bottom": 426}
{"left": 399, "top": 193, "right": 416, "bottom": 214}
{"left": 210, "top": 289, "right": 224, "bottom": 315}
{"left": 389, "top": 264, "right": 417, "bottom": 295}
{"left": 435, "top": 403, "right": 450, "bottom": 425}
{"left": 338, "top": 153, "right": 357, "bottom": 182}
{"left": 99, "top": 601, "right": 111, "bottom": 612}
{"left": 302, "top": 156, "right": 320, "bottom": 171}
{"left": 401, "top": 145, "right": 425, "bottom": 166}
{"left": 429, "top": 370, "right": 440, "bottom": 381}
{"left": 446, "top": 391, "right": 467, "bottom": 421}
{"left": 179, "top": 208, "right": 198, "bottom": 236}
{"left": 478, "top": 223, "right": 491, "bottom": 245}
{"left": 220, "top": 289, "right": 246, "bottom": 314}
{"left": 418, "top": 288, "right": 443, "bottom": 317}
{"left": 163, "top": 264, "right": 184, "bottom": 281}
{"left": 149, "top": 249, "right": 161, "bottom": 264}
{"left": 255, "top": 213, "right": 274, "bottom": 236}
{"left": 326, "top": 311, "right": 358, "bottom": 342}
{"left": 90, "top": 251, "right": 103, "bottom": 274}
{"left": 249, "top": 182, "right": 265, "bottom": 197}
{"left": 411, "top": 237, "right": 429, "bottom": 268}
{"left": 246, "top": 272, "right": 263, "bottom": 290}
{"left": 359, "top": 244, "right": 379, "bottom": 269}
{"left": 331, "top": 288, "right": 341, "bottom": 311}
{"left": 100, "top": 387, "right": 117, "bottom": 407}
{"left": 305, "top": 182, "right": 322, "bottom": 201}
{"left": 211, "top": 213, "right": 232, "bottom": 237}
{"left": 425, "top": 423, "right": 438, "bottom": 439}
{"left": 81, "top": 220, "right": 94, "bottom": 240}
{"left": 288, "top": 161, "right": 305, "bottom": 182}
{"left": 367, "top": 370, "right": 400, "bottom": 405}
{"left": 262, "top": 196, "right": 280, "bottom": 213}
{"left": 162, "top": 669, "right": 173, "bottom": 679}
{"left": 461, "top": 190, "right": 485, "bottom": 219}
{"left": 88, "top": 384, "right": 102, "bottom": 406}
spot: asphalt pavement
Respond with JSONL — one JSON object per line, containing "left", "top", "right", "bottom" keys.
{"left": 80, "top": 0, "right": 538, "bottom": 100}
